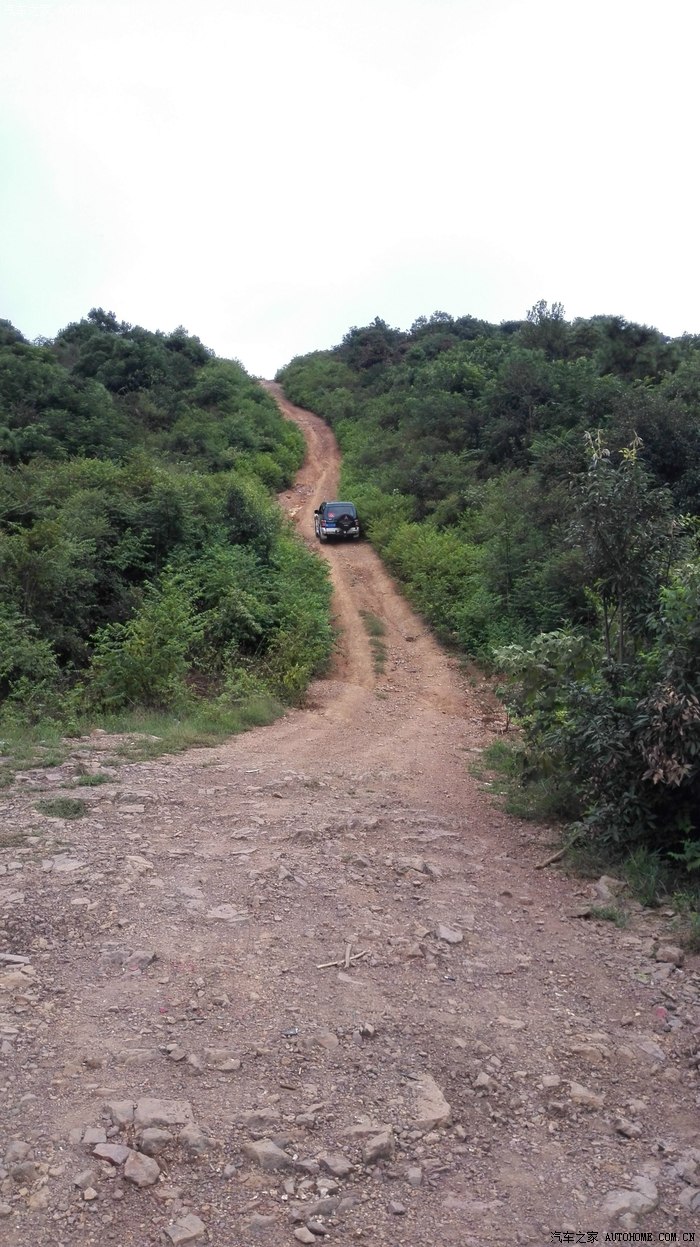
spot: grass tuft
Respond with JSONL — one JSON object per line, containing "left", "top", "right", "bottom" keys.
{"left": 35, "top": 796, "right": 88, "bottom": 819}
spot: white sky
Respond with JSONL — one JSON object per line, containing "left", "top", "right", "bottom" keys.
{"left": 1, "top": 0, "right": 698, "bottom": 376}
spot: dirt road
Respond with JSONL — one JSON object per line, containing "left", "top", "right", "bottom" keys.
{"left": 0, "top": 388, "right": 698, "bottom": 1246}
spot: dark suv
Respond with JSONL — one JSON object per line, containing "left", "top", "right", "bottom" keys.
{"left": 314, "top": 501, "right": 360, "bottom": 542}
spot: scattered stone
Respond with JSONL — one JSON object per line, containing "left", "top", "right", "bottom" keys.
{"left": 243, "top": 1138, "right": 294, "bottom": 1172}
{"left": 246, "top": 1214, "right": 276, "bottom": 1232}
{"left": 407, "top": 1165, "right": 423, "bottom": 1188}
{"left": 294, "top": 1230, "right": 316, "bottom": 1245}
{"left": 74, "top": 1168, "right": 97, "bottom": 1190}
{"left": 82, "top": 1127, "right": 107, "bottom": 1146}
{"left": 83, "top": 1187, "right": 98, "bottom": 1202}
{"left": 389, "top": 1200, "right": 407, "bottom": 1215}
{"left": 541, "top": 1075, "right": 561, "bottom": 1089}
{"left": 240, "top": 1108, "right": 280, "bottom": 1133}
{"left": 164, "top": 1213, "right": 206, "bottom": 1244}
{"left": 10, "top": 1160, "right": 38, "bottom": 1183}
{"left": 601, "top": 1176, "right": 658, "bottom": 1221}
{"left": 474, "top": 1072, "right": 495, "bottom": 1090}
{"left": 594, "top": 875, "right": 625, "bottom": 902}
{"left": 315, "top": 1031, "right": 339, "bottom": 1050}
{"left": 104, "top": 1099, "right": 134, "bottom": 1127}
{"left": 656, "top": 945, "right": 684, "bottom": 967}
{"left": 319, "top": 1151, "right": 353, "bottom": 1178}
{"left": 614, "top": 1117, "right": 642, "bottom": 1139}
{"left": 568, "top": 1082, "right": 604, "bottom": 1109}
{"left": 186, "top": 1053, "right": 204, "bottom": 1073}
{"left": 134, "top": 1098, "right": 193, "bottom": 1129}
{"left": 179, "top": 1123, "right": 213, "bottom": 1158}
{"left": 28, "top": 1188, "right": 49, "bottom": 1211}
{"left": 435, "top": 924, "right": 463, "bottom": 945}
{"left": 0, "top": 1204, "right": 12, "bottom": 1217}
{"left": 167, "top": 1046, "right": 187, "bottom": 1062}
{"left": 413, "top": 1073, "right": 452, "bottom": 1129}
{"left": 93, "top": 1143, "right": 133, "bottom": 1165}
{"left": 203, "top": 1047, "right": 241, "bottom": 1072}
{"left": 362, "top": 1129, "right": 394, "bottom": 1163}
{"left": 123, "top": 949, "right": 156, "bottom": 971}
{"left": 4, "top": 1140, "right": 31, "bottom": 1164}
{"left": 138, "top": 1129, "right": 173, "bottom": 1157}
{"left": 679, "top": 1188, "right": 700, "bottom": 1213}
{"left": 495, "top": 1015, "right": 526, "bottom": 1031}
{"left": 124, "top": 1151, "right": 160, "bottom": 1187}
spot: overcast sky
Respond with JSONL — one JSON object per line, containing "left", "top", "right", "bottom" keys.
{"left": 1, "top": 0, "right": 698, "bottom": 376}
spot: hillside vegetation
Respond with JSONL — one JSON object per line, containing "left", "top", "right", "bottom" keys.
{"left": 278, "top": 305, "right": 700, "bottom": 875}
{"left": 0, "top": 310, "right": 333, "bottom": 762}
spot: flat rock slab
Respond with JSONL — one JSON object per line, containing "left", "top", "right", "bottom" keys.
{"left": 164, "top": 1214, "right": 206, "bottom": 1244}
{"left": 412, "top": 1073, "right": 451, "bottom": 1130}
{"left": 134, "top": 1098, "right": 194, "bottom": 1129}
{"left": 243, "top": 1138, "right": 294, "bottom": 1171}
{"left": 93, "top": 1143, "right": 133, "bottom": 1165}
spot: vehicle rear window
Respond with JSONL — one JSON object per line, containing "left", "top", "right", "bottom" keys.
{"left": 325, "top": 504, "right": 356, "bottom": 518}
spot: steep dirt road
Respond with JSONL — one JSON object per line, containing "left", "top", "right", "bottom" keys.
{"left": 0, "top": 390, "right": 698, "bottom": 1247}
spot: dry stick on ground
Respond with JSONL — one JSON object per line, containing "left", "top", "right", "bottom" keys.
{"left": 535, "top": 847, "right": 566, "bottom": 869}
{"left": 317, "top": 949, "right": 369, "bottom": 970}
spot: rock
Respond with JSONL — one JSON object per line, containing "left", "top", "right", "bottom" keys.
{"left": 93, "top": 1143, "right": 133, "bottom": 1165}
{"left": 294, "top": 1231, "right": 316, "bottom": 1245}
{"left": 656, "top": 944, "right": 684, "bottom": 967}
{"left": 124, "top": 1151, "right": 160, "bottom": 1188}
{"left": 179, "top": 1123, "right": 213, "bottom": 1158}
{"left": 203, "top": 1047, "right": 241, "bottom": 1072}
{"left": 362, "top": 1129, "right": 394, "bottom": 1163}
{"left": 121, "top": 1047, "right": 157, "bottom": 1067}
{"left": 541, "top": 1075, "right": 561, "bottom": 1088}
{"left": 246, "top": 1214, "right": 277, "bottom": 1232}
{"left": 74, "top": 1168, "right": 97, "bottom": 1190}
{"left": 413, "top": 1073, "right": 451, "bottom": 1129}
{"left": 164, "top": 1214, "right": 206, "bottom": 1244}
{"left": 298, "top": 1197, "right": 340, "bottom": 1218}
{"left": 82, "top": 1127, "right": 107, "bottom": 1146}
{"left": 0, "top": 1204, "right": 12, "bottom": 1217}
{"left": 82, "top": 1187, "right": 98, "bottom": 1202}
{"left": 28, "top": 1188, "right": 49, "bottom": 1210}
{"left": 243, "top": 1138, "right": 293, "bottom": 1172}
{"left": 10, "top": 1161, "right": 38, "bottom": 1183}
{"left": 138, "top": 1129, "right": 173, "bottom": 1157}
{"left": 594, "top": 875, "right": 624, "bottom": 902}
{"left": 134, "top": 1098, "right": 193, "bottom": 1129}
{"left": 123, "top": 949, "right": 156, "bottom": 971}
{"left": 614, "top": 1117, "right": 642, "bottom": 1139}
{"left": 568, "top": 1081, "right": 604, "bottom": 1109}
{"left": 601, "top": 1176, "right": 658, "bottom": 1221}
{"left": 315, "top": 1031, "right": 339, "bottom": 1050}
{"left": 319, "top": 1151, "right": 353, "bottom": 1178}
{"left": 495, "top": 1015, "right": 526, "bottom": 1030}
{"left": 104, "top": 1099, "right": 134, "bottom": 1126}
{"left": 4, "top": 1140, "right": 31, "bottom": 1164}
{"left": 474, "top": 1071, "right": 495, "bottom": 1090}
{"left": 389, "top": 1200, "right": 407, "bottom": 1215}
{"left": 407, "top": 1165, "right": 423, "bottom": 1187}
{"left": 186, "top": 1053, "right": 204, "bottom": 1073}
{"left": 436, "top": 924, "right": 463, "bottom": 944}
{"left": 679, "top": 1188, "right": 700, "bottom": 1213}
{"left": 240, "top": 1108, "right": 280, "bottom": 1133}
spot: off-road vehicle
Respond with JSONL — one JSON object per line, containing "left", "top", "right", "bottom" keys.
{"left": 314, "top": 500, "right": 360, "bottom": 541}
